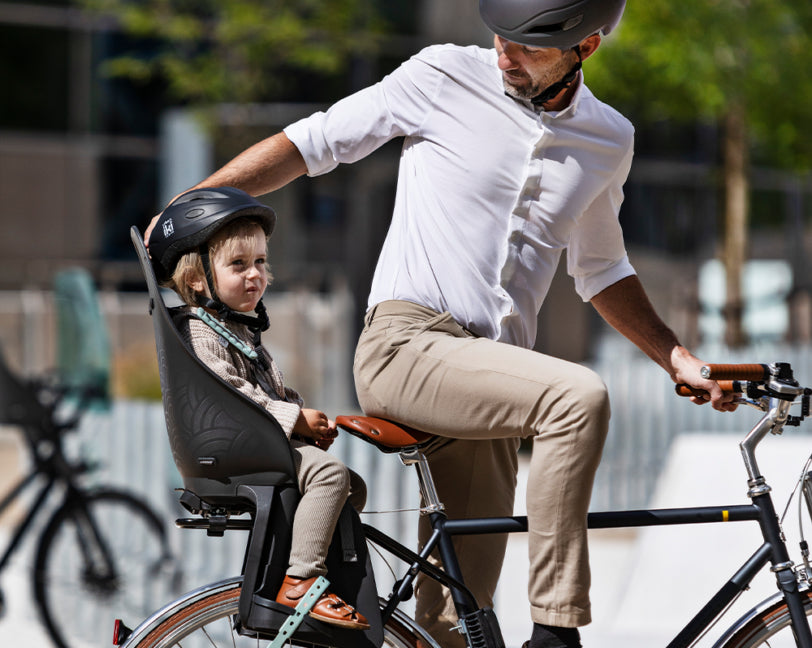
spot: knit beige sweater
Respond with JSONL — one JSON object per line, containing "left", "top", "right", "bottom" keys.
{"left": 173, "top": 307, "right": 303, "bottom": 437}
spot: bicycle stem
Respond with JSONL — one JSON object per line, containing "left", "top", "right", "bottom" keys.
{"left": 740, "top": 396, "right": 793, "bottom": 494}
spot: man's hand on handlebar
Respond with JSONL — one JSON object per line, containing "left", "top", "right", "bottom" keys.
{"left": 670, "top": 349, "right": 739, "bottom": 412}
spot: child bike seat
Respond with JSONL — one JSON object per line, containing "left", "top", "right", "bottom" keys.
{"left": 0, "top": 345, "right": 52, "bottom": 431}
{"left": 130, "top": 227, "right": 297, "bottom": 504}
{"left": 336, "top": 415, "right": 434, "bottom": 452}
{"left": 132, "top": 227, "right": 383, "bottom": 648}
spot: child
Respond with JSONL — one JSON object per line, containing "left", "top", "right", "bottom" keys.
{"left": 150, "top": 187, "right": 369, "bottom": 630}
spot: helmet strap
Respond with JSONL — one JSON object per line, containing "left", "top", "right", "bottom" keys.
{"left": 199, "top": 245, "right": 220, "bottom": 303}
{"left": 195, "top": 243, "right": 271, "bottom": 335}
{"left": 531, "top": 46, "right": 583, "bottom": 108}
{"left": 194, "top": 292, "right": 270, "bottom": 333}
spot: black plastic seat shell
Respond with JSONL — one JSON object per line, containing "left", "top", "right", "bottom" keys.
{"left": 130, "top": 227, "right": 297, "bottom": 504}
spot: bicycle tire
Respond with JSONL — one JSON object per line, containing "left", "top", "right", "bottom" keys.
{"left": 714, "top": 589, "right": 812, "bottom": 647}
{"left": 33, "top": 488, "right": 175, "bottom": 648}
{"left": 120, "top": 577, "right": 440, "bottom": 648}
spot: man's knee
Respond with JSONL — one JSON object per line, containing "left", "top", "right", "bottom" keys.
{"left": 530, "top": 365, "right": 610, "bottom": 448}
{"left": 552, "top": 362, "right": 608, "bottom": 409}
{"left": 579, "top": 369, "right": 610, "bottom": 422}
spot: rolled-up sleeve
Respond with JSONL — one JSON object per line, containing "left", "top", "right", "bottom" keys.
{"left": 567, "top": 142, "right": 636, "bottom": 302}
{"left": 284, "top": 47, "right": 445, "bottom": 177}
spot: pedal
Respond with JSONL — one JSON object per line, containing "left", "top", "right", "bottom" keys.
{"left": 457, "top": 608, "right": 505, "bottom": 648}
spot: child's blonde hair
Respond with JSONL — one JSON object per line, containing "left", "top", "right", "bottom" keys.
{"left": 164, "top": 217, "right": 272, "bottom": 306}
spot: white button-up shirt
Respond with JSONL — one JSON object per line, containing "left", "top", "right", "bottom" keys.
{"left": 285, "top": 44, "right": 636, "bottom": 348}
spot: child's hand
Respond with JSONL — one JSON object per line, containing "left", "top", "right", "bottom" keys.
{"left": 295, "top": 408, "right": 338, "bottom": 450}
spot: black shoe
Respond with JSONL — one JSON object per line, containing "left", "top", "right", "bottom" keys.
{"left": 525, "top": 624, "right": 582, "bottom": 648}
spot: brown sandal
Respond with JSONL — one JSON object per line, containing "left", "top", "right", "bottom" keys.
{"left": 275, "top": 575, "right": 370, "bottom": 630}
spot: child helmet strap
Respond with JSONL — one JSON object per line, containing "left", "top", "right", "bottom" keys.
{"left": 195, "top": 244, "right": 270, "bottom": 333}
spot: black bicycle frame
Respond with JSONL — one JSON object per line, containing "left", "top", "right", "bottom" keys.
{"left": 364, "top": 491, "right": 812, "bottom": 648}
{"left": 0, "top": 470, "right": 56, "bottom": 573}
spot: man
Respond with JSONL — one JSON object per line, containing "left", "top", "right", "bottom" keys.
{"left": 146, "top": 1, "right": 733, "bottom": 646}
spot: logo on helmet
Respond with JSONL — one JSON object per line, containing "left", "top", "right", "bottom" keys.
{"left": 162, "top": 219, "right": 174, "bottom": 238}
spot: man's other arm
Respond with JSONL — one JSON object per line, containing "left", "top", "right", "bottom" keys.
{"left": 590, "top": 275, "right": 736, "bottom": 411}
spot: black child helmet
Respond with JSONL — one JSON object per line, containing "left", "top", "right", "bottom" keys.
{"left": 479, "top": 0, "right": 625, "bottom": 49}
{"left": 149, "top": 186, "right": 276, "bottom": 282}
{"left": 149, "top": 187, "right": 277, "bottom": 332}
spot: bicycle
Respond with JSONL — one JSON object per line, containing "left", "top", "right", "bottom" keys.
{"left": 109, "top": 356, "right": 812, "bottom": 648}
{"left": 0, "top": 343, "right": 175, "bottom": 648}
{"left": 126, "top": 225, "right": 812, "bottom": 648}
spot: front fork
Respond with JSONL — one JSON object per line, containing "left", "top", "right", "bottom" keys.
{"left": 753, "top": 476, "right": 812, "bottom": 647}
{"left": 799, "top": 472, "right": 812, "bottom": 581}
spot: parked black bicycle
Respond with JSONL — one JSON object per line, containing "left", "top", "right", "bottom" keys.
{"left": 0, "top": 272, "right": 176, "bottom": 648}
{"left": 118, "top": 226, "right": 812, "bottom": 648}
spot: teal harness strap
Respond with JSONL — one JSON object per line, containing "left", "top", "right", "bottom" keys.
{"left": 269, "top": 576, "right": 330, "bottom": 648}
{"left": 195, "top": 307, "right": 259, "bottom": 360}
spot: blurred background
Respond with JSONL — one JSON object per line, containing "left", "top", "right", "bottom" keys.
{"left": 1, "top": 1, "right": 812, "bottom": 647}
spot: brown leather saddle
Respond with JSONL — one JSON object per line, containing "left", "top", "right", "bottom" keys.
{"left": 336, "top": 416, "right": 435, "bottom": 453}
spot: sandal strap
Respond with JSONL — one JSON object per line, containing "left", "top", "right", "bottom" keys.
{"left": 315, "top": 592, "right": 362, "bottom": 618}
{"left": 269, "top": 576, "right": 330, "bottom": 648}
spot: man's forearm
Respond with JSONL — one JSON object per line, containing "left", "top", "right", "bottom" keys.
{"left": 590, "top": 275, "right": 684, "bottom": 378}
{"left": 145, "top": 132, "right": 307, "bottom": 244}
{"left": 191, "top": 131, "right": 308, "bottom": 198}
{"left": 591, "top": 275, "right": 737, "bottom": 410}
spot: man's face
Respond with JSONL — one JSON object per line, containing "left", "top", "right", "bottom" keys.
{"left": 494, "top": 35, "right": 580, "bottom": 102}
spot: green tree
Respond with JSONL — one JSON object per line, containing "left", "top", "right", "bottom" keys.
{"left": 587, "top": 1, "right": 812, "bottom": 346}
{"left": 83, "top": 0, "right": 385, "bottom": 104}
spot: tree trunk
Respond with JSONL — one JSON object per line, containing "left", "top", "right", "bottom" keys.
{"left": 723, "top": 105, "right": 749, "bottom": 348}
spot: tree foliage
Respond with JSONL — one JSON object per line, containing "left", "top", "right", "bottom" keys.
{"left": 586, "top": 0, "right": 812, "bottom": 170}
{"left": 83, "top": 0, "right": 386, "bottom": 104}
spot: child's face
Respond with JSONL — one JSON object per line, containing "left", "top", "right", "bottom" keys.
{"left": 196, "top": 226, "right": 269, "bottom": 313}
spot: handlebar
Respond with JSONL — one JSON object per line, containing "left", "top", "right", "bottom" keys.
{"left": 673, "top": 360, "right": 810, "bottom": 484}
{"left": 700, "top": 364, "right": 770, "bottom": 381}
{"left": 675, "top": 362, "right": 810, "bottom": 428}
{"left": 675, "top": 380, "right": 743, "bottom": 398}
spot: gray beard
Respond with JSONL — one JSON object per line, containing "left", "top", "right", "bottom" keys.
{"left": 501, "top": 52, "right": 578, "bottom": 102}
{"left": 502, "top": 79, "right": 539, "bottom": 101}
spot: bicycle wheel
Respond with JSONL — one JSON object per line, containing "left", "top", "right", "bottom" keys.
{"left": 121, "top": 577, "right": 439, "bottom": 648}
{"left": 716, "top": 590, "right": 812, "bottom": 647}
{"left": 33, "top": 488, "right": 175, "bottom": 648}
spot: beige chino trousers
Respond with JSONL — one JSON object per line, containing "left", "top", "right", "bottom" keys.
{"left": 353, "top": 300, "right": 610, "bottom": 646}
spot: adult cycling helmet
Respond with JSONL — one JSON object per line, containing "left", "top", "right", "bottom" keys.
{"left": 150, "top": 186, "right": 276, "bottom": 282}
{"left": 479, "top": 0, "right": 625, "bottom": 49}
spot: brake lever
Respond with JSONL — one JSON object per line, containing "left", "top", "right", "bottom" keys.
{"left": 734, "top": 395, "right": 769, "bottom": 412}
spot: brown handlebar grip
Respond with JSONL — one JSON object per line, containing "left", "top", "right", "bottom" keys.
{"left": 700, "top": 364, "right": 769, "bottom": 381}
{"left": 675, "top": 381, "right": 742, "bottom": 398}
{"left": 675, "top": 384, "right": 705, "bottom": 398}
